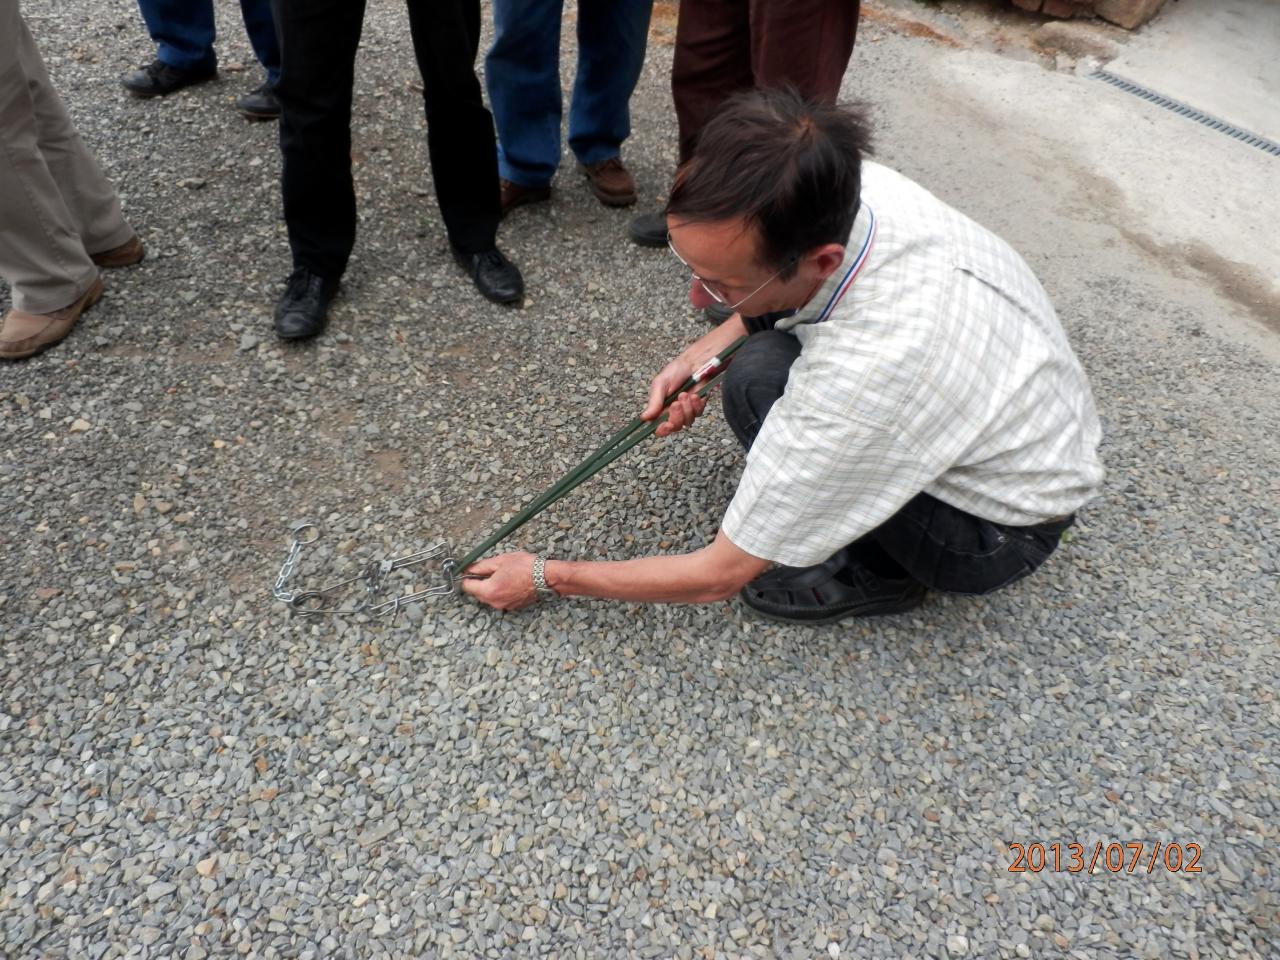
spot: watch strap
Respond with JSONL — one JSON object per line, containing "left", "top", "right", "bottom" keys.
{"left": 532, "top": 555, "right": 557, "bottom": 600}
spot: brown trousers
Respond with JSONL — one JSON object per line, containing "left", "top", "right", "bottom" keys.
{"left": 0, "top": 1, "right": 133, "bottom": 313}
{"left": 672, "top": 0, "right": 860, "bottom": 163}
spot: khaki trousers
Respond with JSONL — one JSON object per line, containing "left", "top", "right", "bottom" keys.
{"left": 0, "top": 1, "right": 133, "bottom": 313}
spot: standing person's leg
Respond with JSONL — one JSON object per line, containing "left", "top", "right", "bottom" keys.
{"left": 234, "top": 0, "right": 283, "bottom": 120}
{"left": 748, "top": 0, "right": 858, "bottom": 102}
{"left": 568, "top": 0, "right": 653, "bottom": 207}
{"left": 628, "top": 0, "right": 749, "bottom": 247}
{"left": 270, "top": 0, "right": 364, "bottom": 338}
{"left": 123, "top": 0, "right": 219, "bottom": 96}
{"left": 671, "top": 0, "right": 752, "bottom": 166}
{"left": 406, "top": 0, "right": 523, "bottom": 305}
{"left": 15, "top": 12, "right": 135, "bottom": 263}
{"left": 485, "top": 0, "right": 564, "bottom": 195}
{"left": 274, "top": 0, "right": 363, "bottom": 279}
{"left": 0, "top": 10, "right": 110, "bottom": 359}
{"left": 239, "top": 0, "right": 281, "bottom": 87}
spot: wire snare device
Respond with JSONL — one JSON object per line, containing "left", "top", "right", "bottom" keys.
{"left": 272, "top": 337, "right": 747, "bottom": 619}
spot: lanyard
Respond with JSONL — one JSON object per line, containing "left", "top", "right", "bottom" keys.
{"left": 801, "top": 204, "right": 877, "bottom": 325}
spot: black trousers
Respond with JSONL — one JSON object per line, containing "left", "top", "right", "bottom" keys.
{"left": 720, "top": 330, "right": 1074, "bottom": 595}
{"left": 272, "top": 0, "right": 501, "bottom": 278}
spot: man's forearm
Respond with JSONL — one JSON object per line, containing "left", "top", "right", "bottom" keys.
{"left": 544, "top": 532, "right": 768, "bottom": 605}
{"left": 545, "top": 553, "right": 736, "bottom": 604}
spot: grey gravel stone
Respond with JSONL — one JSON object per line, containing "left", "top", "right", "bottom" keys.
{"left": 1, "top": 4, "right": 1276, "bottom": 960}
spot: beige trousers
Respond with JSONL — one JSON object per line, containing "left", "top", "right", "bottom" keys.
{"left": 0, "top": 1, "right": 133, "bottom": 313}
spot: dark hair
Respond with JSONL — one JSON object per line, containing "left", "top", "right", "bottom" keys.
{"left": 666, "top": 87, "right": 873, "bottom": 276}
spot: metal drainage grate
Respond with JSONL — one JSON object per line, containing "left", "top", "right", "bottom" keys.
{"left": 1092, "top": 69, "right": 1280, "bottom": 158}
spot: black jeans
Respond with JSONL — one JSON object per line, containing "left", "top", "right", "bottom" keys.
{"left": 720, "top": 330, "right": 1074, "bottom": 595}
{"left": 272, "top": 0, "right": 501, "bottom": 279}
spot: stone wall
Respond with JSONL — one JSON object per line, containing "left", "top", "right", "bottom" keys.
{"left": 1010, "top": 0, "right": 1168, "bottom": 29}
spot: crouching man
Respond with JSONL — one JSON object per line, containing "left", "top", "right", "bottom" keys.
{"left": 464, "top": 88, "right": 1103, "bottom": 624}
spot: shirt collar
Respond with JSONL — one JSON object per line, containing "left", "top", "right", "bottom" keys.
{"left": 778, "top": 201, "right": 876, "bottom": 329}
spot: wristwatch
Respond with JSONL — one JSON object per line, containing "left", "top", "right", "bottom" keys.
{"left": 531, "top": 555, "right": 558, "bottom": 601}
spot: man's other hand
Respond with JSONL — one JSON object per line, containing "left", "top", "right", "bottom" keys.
{"left": 643, "top": 358, "right": 706, "bottom": 437}
{"left": 655, "top": 391, "right": 706, "bottom": 437}
{"left": 462, "top": 552, "right": 538, "bottom": 610}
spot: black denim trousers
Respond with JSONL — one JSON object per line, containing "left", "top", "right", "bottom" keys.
{"left": 719, "top": 330, "right": 1074, "bottom": 595}
{"left": 272, "top": 0, "right": 501, "bottom": 279}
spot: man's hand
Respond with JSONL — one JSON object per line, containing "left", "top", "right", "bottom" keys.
{"left": 643, "top": 358, "right": 706, "bottom": 437}
{"left": 462, "top": 552, "right": 538, "bottom": 610}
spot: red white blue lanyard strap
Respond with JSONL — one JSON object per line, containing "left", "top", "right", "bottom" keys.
{"left": 808, "top": 204, "right": 877, "bottom": 324}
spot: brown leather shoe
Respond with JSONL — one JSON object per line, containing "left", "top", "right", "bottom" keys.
{"left": 579, "top": 156, "right": 637, "bottom": 207}
{"left": 90, "top": 234, "right": 145, "bottom": 268}
{"left": 0, "top": 276, "right": 104, "bottom": 361}
{"left": 500, "top": 178, "right": 551, "bottom": 216}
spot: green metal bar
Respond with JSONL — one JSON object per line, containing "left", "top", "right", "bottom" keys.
{"left": 454, "top": 337, "right": 745, "bottom": 570}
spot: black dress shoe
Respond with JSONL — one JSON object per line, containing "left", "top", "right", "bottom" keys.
{"left": 627, "top": 210, "right": 667, "bottom": 248}
{"left": 452, "top": 246, "right": 523, "bottom": 304}
{"left": 235, "top": 82, "right": 280, "bottom": 121}
{"left": 273, "top": 268, "right": 339, "bottom": 340}
{"left": 122, "top": 59, "right": 216, "bottom": 98}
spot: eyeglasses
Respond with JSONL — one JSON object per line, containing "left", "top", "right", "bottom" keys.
{"left": 667, "top": 233, "right": 794, "bottom": 312}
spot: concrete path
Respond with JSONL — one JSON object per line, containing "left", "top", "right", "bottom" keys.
{"left": 1105, "top": 0, "right": 1280, "bottom": 143}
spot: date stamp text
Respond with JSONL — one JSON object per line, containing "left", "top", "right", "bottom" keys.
{"left": 1007, "top": 841, "right": 1202, "bottom": 875}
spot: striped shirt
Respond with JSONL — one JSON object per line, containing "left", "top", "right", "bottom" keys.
{"left": 721, "top": 161, "right": 1105, "bottom": 567}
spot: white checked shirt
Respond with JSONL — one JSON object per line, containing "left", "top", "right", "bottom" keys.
{"left": 721, "top": 161, "right": 1105, "bottom": 567}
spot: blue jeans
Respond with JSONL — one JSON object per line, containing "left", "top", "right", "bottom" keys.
{"left": 485, "top": 0, "right": 653, "bottom": 187}
{"left": 138, "top": 0, "right": 281, "bottom": 85}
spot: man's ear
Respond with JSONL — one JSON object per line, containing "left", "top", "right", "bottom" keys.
{"left": 807, "top": 243, "right": 847, "bottom": 280}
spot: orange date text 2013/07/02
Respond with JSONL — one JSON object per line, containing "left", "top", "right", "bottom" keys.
{"left": 1007, "top": 841, "right": 1203, "bottom": 875}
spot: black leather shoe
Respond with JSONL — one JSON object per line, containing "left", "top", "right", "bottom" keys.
{"left": 122, "top": 59, "right": 216, "bottom": 98}
{"left": 273, "top": 268, "right": 339, "bottom": 340}
{"left": 235, "top": 82, "right": 280, "bottom": 121}
{"left": 627, "top": 210, "right": 667, "bottom": 248}
{"left": 452, "top": 246, "right": 523, "bottom": 305}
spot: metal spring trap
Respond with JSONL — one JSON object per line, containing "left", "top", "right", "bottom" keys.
{"left": 272, "top": 521, "right": 459, "bottom": 619}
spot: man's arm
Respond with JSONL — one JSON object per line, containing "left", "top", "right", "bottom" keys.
{"left": 461, "top": 530, "right": 770, "bottom": 610}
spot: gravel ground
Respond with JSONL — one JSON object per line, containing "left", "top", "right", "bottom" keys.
{"left": 2, "top": 2, "right": 1277, "bottom": 958}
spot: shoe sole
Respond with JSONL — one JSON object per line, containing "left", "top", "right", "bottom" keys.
{"left": 588, "top": 185, "right": 637, "bottom": 207}
{"left": 740, "top": 587, "right": 926, "bottom": 625}
{"left": 91, "top": 240, "right": 145, "bottom": 269}
{"left": 123, "top": 72, "right": 217, "bottom": 98}
{"left": 471, "top": 285, "right": 523, "bottom": 305}
{"left": 238, "top": 109, "right": 280, "bottom": 122}
{"left": 275, "top": 320, "right": 330, "bottom": 342}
